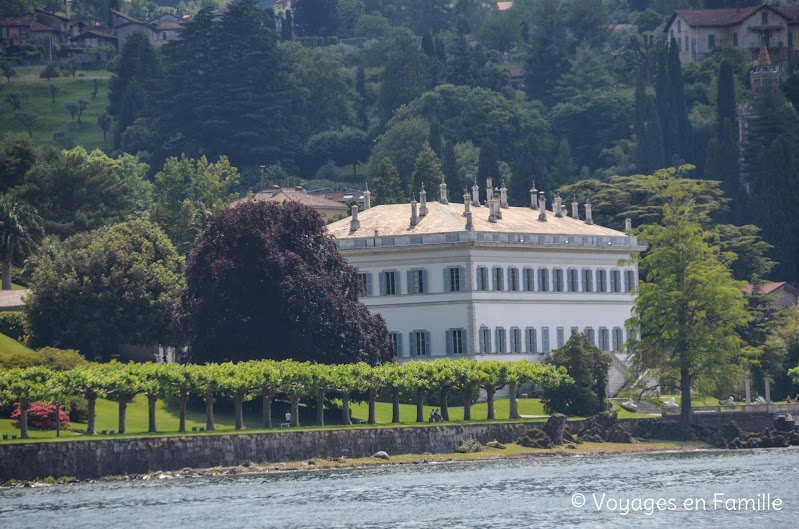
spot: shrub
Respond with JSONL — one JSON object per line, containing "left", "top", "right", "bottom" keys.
{"left": 454, "top": 439, "right": 484, "bottom": 453}
{"left": 36, "top": 347, "right": 87, "bottom": 371}
{"left": 0, "top": 312, "right": 26, "bottom": 341}
{"left": 11, "top": 401, "right": 70, "bottom": 429}
{"left": 0, "top": 349, "right": 39, "bottom": 370}
{"left": 39, "top": 62, "right": 60, "bottom": 80}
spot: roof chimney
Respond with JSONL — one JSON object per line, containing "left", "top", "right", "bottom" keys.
{"left": 625, "top": 218, "right": 632, "bottom": 234}
{"left": 349, "top": 205, "right": 360, "bottom": 232}
{"left": 472, "top": 178, "right": 480, "bottom": 207}
{"left": 465, "top": 210, "right": 473, "bottom": 231}
{"left": 488, "top": 194, "right": 497, "bottom": 223}
{"left": 500, "top": 181, "right": 508, "bottom": 209}
{"left": 462, "top": 189, "right": 471, "bottom": 217}
{"left": 571, "top": 195, "right": 579, "bottom": 220}
{"left": 419, "top": 183, "right": 428, "bottom": 216}
{"left": 363, "top": 182, "right": 371, "bottom": 210}
{"left": 494, "top": 188, "right": 502, "bottom": 219}
{"left": 530, "top": 181, "right": 538, "bottom": 210}
{"left": 584, "top": 199, "right": 593, "bottom": 225}
{"left": 439, "top": 177, "right": 448, "bottom": 205}
{"left": 410, "top": 197, "right": 418, "bottom": 226}
{"left": 537, "top": 192, "right": 547, "bottom": 222}
{"left": 554, "top": 193, "right": 563, "bottom": 218}
{"left": 485, "top": 176, "right": 493, "bottom": 205}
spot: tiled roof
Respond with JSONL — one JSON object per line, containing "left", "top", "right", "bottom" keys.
{"left": 155, "top": 21, "right": 183, "bottom": 30}
{"left": 775, "top": 6, "right": 799, "bottom": 22}
{"left": 0, "top": 14, "right": 35, "bottom": 26}
{"left": 110, "top": 9, "right": 140, "bottom": 23}
{"left": 233, "top": 190, "right": 349, "bottom": 210}
{"left": 667, "top": 5, "right": 794, "bottom": 29}
{"left": 31, "top": 21, "right": 56, "bottom": 32}
{"left": 0, "top": 289, "right": 28, "bottom": 310}
{"left": 742, "top": 282, "right": 799, "bottom": 296}
{"left": 327, "top": 201, "right": 625, "bottom": 239}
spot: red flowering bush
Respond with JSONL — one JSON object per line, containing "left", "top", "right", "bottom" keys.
{"left": 11, "top": 401, "right": 70, "bottom": 429}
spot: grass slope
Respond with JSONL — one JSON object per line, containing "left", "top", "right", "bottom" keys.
{"left": 0, "top": 66, "right": 111, "bottom": 150}
{"left": 0, "top": 332, "right": 34, "bottom": 357}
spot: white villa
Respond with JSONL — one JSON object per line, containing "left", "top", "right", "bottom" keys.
{"left": 327, "top": 179, "right": 645, "bottom": 394}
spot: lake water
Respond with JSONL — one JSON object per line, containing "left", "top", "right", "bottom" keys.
{"left": 1, "top": 447, "right": 797, "bottom": 528}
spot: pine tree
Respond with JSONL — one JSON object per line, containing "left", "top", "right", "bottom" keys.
{"left": 410, "top": 142, "right": 444, "bottom": 196}
{"left": 371, "top": 158, "right": 403, "bottom": 206}
{"left": 510, "top": 133, "right": 549, "bottom": 206}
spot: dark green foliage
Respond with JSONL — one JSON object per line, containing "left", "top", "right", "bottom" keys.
{"left": 25, "top": 220, "right": 184, "bottom": 360}
{"left": 716, "top": 61, "right": 736, "bottom": 138}
{"left": 39, "top": 63, "right": 59, "bottom": 81}
{"left": 441, "top": 139, "right": 458, "bottom": 201}
{"left": 282, "top": 9, "right": 294, "bottom": 41}
{"left": 15, "top": 146, "right": 134, "bottom": 239}
{"left": 0, "top": 312, "right": 25, "bottom": 342}
{"left": 522, "top": 0, "right": 569, "bottom": 105}
{"left": 179, "top": 201, "right": 394, "bottom": 365}
{"left": 305, "top": 128, "right": 369, "bottom": 178}
{"left": 541, "top": 334, "right": 610, "bottom": 417}
{"left": 378, "top": 28, "right": 427, "bottom": 123}
{"left": 370, "top": 157, "right": 403, "bottom": 205}
{"left": 634, "top": 72, "right": 664, "bottom": 173}
{"left": 157, "top": 2, "right": 298, "bottom": 167}
{"left": 668, "top": 38, "right": 692, "bottom": 162}
{"left": 293, "top": 0, "right": 338, "bottom": 37}
{"left": 0, "top": 133, "right": 36, "bottom": 192}
{"left": 108, "top": 32, "right": 162, "bottom": 136}
{"left": 510, "top": 133, "right": 549, "bottom": 206}
{"left": 477, "top": 139, "right": 499, "bottom": 192}
{"left": 410, "top": 141, "right": 444, "bottom": 195}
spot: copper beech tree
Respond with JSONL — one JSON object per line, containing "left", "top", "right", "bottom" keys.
{"left": 178, "top": 200, "right": 394, "bottom": 365}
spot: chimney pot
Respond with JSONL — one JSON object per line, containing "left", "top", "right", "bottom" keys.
{"left": 349, "top": 205, "right": 360, "bottom": 232}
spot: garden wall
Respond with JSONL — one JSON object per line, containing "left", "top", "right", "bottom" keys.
{"left": 0, "top": 415, "right": 784, "bottom": 481}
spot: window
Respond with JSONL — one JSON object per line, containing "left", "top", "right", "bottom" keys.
{"left": 355, "top": 239, "right": 367, "bottom": 248}
{"left": 1, "top": 27, "right": 7, "bottom": 39}
{"left": 381, "top": 271, "right": 397, "bottom": 295}
{"left": 596, "top": 269, "right": 607, "bottom": 293}
{"left": 446, "top": 233, "right": 459, "bottom": 243}
{"left": 670, "top": 30, "right": 674, "bottom": 40}
{"left": 447, "top": 329, "right": 465, "bottom": 355}
{"left": 685, "top": 35, "right": 689, "bottom": 51}
{"left": 556, "top": 327, "right": 565, "bottom": 349}
{"left": 476, "top": 266, "right": 489, "bottom": 291}
{"left": 612, "top": 327, "right": 624, "bottom": 353}
{"left": 493, "top": 266, "right": 504, "bottom": 291}
{"left": 708, "top": 34, "right": 715, "bottom": 49}
{"left": 677, "top": 20, "right": 681, "bottom": 32}
{"left": 389, "top": 332, "right": 401, "bottom": 356}
{"left": 411, "top": 331, "right": 428, "bottom": 356}
{"left": 510, "top": 327, "right": 521, "bottom": 353}
{"left": 162, "top": 32, "right": 167, "bottom": 40}
{"left": 585, "top": 327, "right": 595, "bottom": 346}
{"left": 624, "top": 270, "right": 636, "bottom": 292}
{"left": 479, "top": 326, "right": 492, "bottom": 353}
{"left": 409, "top": 269, "right": 426, "bottom": 294}
{"left": 599, "top": 328, "right": 610, "bottom": 351}
{"left": 567, "top": 268, "right": 578, "bottom": 292}
{"left": 508, "top": 267, "right": 519, "bottom": 291}
{"left": 525, "top": 327, "right": 537, "bottom": 353}
{"left": 382, "top": 238, "right": 395, "bottom": 247}
{"left": 538, "top": 268, "right": 549, "bottom": 292}
{"left": 583, "top": 269, "right": 593, "bottom": 292}
{"left": 761, "top": 11, "right": 768, "bottom": 25}
{"left": 495, "top": 327, "right": 507, "bottom": 353}
{"left": 20, "top": 27, "right": 27, "bottom": 38}
{"left": 610, "top": 269, "right": 621, "bottom": 293}
{"left": 446, "top": 267, "right": 461, "bottom": 292}
{"left": 523, "top": 267, "right": 535, "bottom": 291}
{"left": 764, "top": 30, "right": 770, "bottom": 48}
{"left": 542, "top": 327, "right": 551, "bottom": 353}
{"left": 733, "top": 32, "right": 738, "bottom": 46}
{"left": 358, "top": 272, "right": 372, "bottom": 296}
{"left": 553, "top": 268, "right": 564, "bottom": 292}
{"left": 790, "top": 32, "right": 794, "bottom": 48}
{"left": 410, "top": 236, "right": 422, "bottom": 245}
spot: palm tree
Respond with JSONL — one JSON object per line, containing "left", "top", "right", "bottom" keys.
{"left": 0, "top": 195, "right": 45, "bottom": 290}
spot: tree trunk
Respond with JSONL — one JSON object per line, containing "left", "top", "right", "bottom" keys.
{"left": 392, "top": 387, "right": 400, "bottom": 423}
{"left": 234, "top": 392, "right": 243, "bottom": 430}
{"left": 680, "top": 368, "right": 692, "bottom": 431}
{"left": 368, "top": 389, "right": 376, "bottom": 424}
{"left": 262, "top": 394, "right": 273, "bottom": 428}
{"left": 463, "top": 385, "right": 472, "bottom": 421}
{"left": 86, "top": 395, "right": 96, "bottom": 435}
{"left": 148, "top": 394, "right": 157, "bottom": 433}
{"left": 2, "top": 249, "right": 13, "bottom": 291}
{"left": 55, "top": 403, "right": 61, "bottom": 437}
{"left": 486, "top": 387, "right": 496, "bottom": 420}
{"left": 291, "top": 395, "right": 300, "bottom": 427}
{"left": 439, "top": 388, "right": 449, "bottom": 421}
{"left": 118, "top": 400, "right": 127, "bottom": 434}
{"left": 204, "top": 389, "right": 214, "bottom": 431}
{"left": 342, "top": 393, "right": 351, "bottom": 425}
{"left": 178, "top": 393, "right": 187, "bottom": 432}
{"left": 19, "top": 398, "right": 28, "bottom": 439}
{"left": 508, "top": 382, "right": 520, "bottom": 419}
{"left": 316, "top": 388, "right": 325, "bottom": 426}
{"left": 416, "top": 387, "right": 425, "bottom": 422}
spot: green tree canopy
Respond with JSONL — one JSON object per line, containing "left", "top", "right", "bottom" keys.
{"left": 541, "top": 334, "right": 609, "bottom": 416}
{"left": 25, "top": 219, "right": 185, "bottom": 360}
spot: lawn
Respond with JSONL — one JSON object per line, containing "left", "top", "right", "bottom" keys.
{"left": 0, "top": 332, "right": 34, "bottom": 357}
{"left": 0, "top": 66, "right": 111, "bottom": 150}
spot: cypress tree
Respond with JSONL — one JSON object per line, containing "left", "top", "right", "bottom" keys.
{"left": 551, "top": 138, "right": 576, "bottom": 189}
{"left": 717, "top": 60, "right": 736, "bottom": 139}
{"left": 282, "top": 10, "right": 294, "bottom": 41}
{"left": 668, "top": 38, "right": 692, "bottom": 162}
{"left": 441, "top": 139, "right": 459, "bottom": 202}
{"left": 654, "top": 45, "right": 676, "bottom": 161}
{"left": 355, "top": 66, "right": 367, "bottom": 128}
{"left": 429, "top": 120, "right": 441, "bottom": 156}
{"left": 371, "top": 158, "right": 403, "bottom": 205}
{"left": 477, "top": 139, "right": 499, "bottom": 192}
{"left": 410, "top": 142, "right": 444, "bottom": 196}
{"left": 510, "top": 133, "right": 550, "bottom": 206}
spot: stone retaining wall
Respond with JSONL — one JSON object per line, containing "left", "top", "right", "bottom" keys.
{"left": 0, "top": 414, "right": 784, "bottom": 481}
